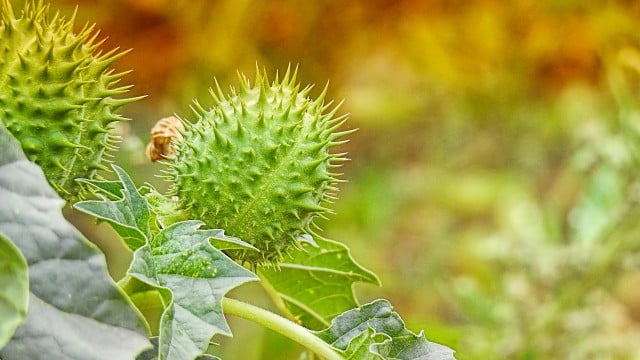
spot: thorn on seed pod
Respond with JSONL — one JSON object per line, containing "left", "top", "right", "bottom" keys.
{"left": 146, "top": 116, "right": 185, "bottom": 162}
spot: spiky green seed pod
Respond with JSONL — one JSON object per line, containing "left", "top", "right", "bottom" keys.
{"left": 0, "top": 1, "right": 140, "bottom": 200}
{"left": 167, "top": 68, "right": 352, "bottom": 265}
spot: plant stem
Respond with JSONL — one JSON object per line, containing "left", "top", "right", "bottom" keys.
{"left": 222, "top": 297, "right": 343, "bottom": 360}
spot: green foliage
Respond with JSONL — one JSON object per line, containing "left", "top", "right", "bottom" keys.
{"left": 76, "top": 166, "right": 259, "bottom": 360}
{"left": 0, "top": 233, "right": 28, "bottom": 349}
{"left": 168, "top": 68, "right": 351, "bottom": 265}
{"left": 75, "top": 166, "right": 151, "bottom": 250}
{"left": 0, "top": 125, "right": 150, "bottom": 359}
{"left": 73, "top": 164, "right": 453, "bottom": 360}
{"left": 316, "top": 300, "right": 455, "bottom": 360}
{"left": 137, "top": 338, "right": 222, "bottom": 360}
{"left": 128, "top": 221, "right": 257, "bottom": 360}
{"left": 0, "top": 0, "right": 139, "bottom": 200}
{"left": 259, "top": 238, "right": 380, "bottom": 330}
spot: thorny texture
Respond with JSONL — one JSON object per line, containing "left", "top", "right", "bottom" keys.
{"left": 0, "top": 0, "right": 139, "bottom": 200}
{"left": 166, "top": 68, "right": 353, "bottom": 265}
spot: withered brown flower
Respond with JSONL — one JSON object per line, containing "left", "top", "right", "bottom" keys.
{"left": 145, "top": 116, "right": 185, "bottom": 162}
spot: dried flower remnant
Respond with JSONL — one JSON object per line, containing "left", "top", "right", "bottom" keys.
{"left": 146, "top": 116, "right": 185, "bottom": 162}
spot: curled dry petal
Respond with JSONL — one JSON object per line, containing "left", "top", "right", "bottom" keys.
{"left": 146, "top": 116, "right": 185, "bottom": 162}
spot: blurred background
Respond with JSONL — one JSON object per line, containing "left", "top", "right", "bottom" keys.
{"left": 29, "top": 0, "right": 640, "bottom": 358}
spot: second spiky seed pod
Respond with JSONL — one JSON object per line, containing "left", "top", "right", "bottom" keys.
{"left": 0, "top": 1, "right": 138, "bottom": 200}
{"left": 166, "top": 68, "right": 351, "bottom": 265}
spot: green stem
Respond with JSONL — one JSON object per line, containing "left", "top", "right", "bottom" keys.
{"left": 222, "top": 297, "right": 343, "bottom": 360}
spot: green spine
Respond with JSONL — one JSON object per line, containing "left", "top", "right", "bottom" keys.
{"left": 0, "top": 1, "right": 139, "bottom": 200}
{"left": 168, "top": 68, "right": 352, "bottom": 265}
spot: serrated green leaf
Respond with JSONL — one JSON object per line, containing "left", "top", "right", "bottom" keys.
{"left": 136, "top": 337, "right": 222, "bottom": 360}
{"left": 372, "top": 329, "right": 455, "bottom": 360}
{"left": 259, "top": 238, "right": 380, "bottom": 330}
{"left": 76, "top": 178, "right": 125, "bottom": 200}
{"left": 76, "top": 165, "right": 258, "bottom": 358}
{"left": 128, "top": 220, "right": 259, "bottom": 360}
{"left": 316, "top": 299, "right": 456, "bottom": 360}
{"left": 0, "top": 125, "right": 151, "bottom": 359}
{"left": 343, "top": 328, "right": 387, "bottom": 360}
{"left": 120, "top": 276, "right": 167, "bottom": 336}
{"left": 0, "top": 233, "right": 28, "bottom": 349}
{"left": 74, "top": 165, "right": 151, "bottom": 251}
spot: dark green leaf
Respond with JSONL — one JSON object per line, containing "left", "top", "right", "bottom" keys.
{"left": 74, "top": 165, "right": 151, "bottom": 250}
{"left": 0, "top": 233, "right": 28, "bottom": 349}
{"left": 75, "top": 165, "right": 258, "bottom": 359}
{"left": 128, "top": 220, "right": 258, "bottom": 360}
{"left": 259, "top": 238, "right": 380, "bottom": 330}
{"left": 316, "top": 299, "right": 456, "bottom": 360}
{"left": 136, "top": 337, "right": 222, "bottom": 360}
{"left": 0, "top": 125, "right": 151, "bottom": 359}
